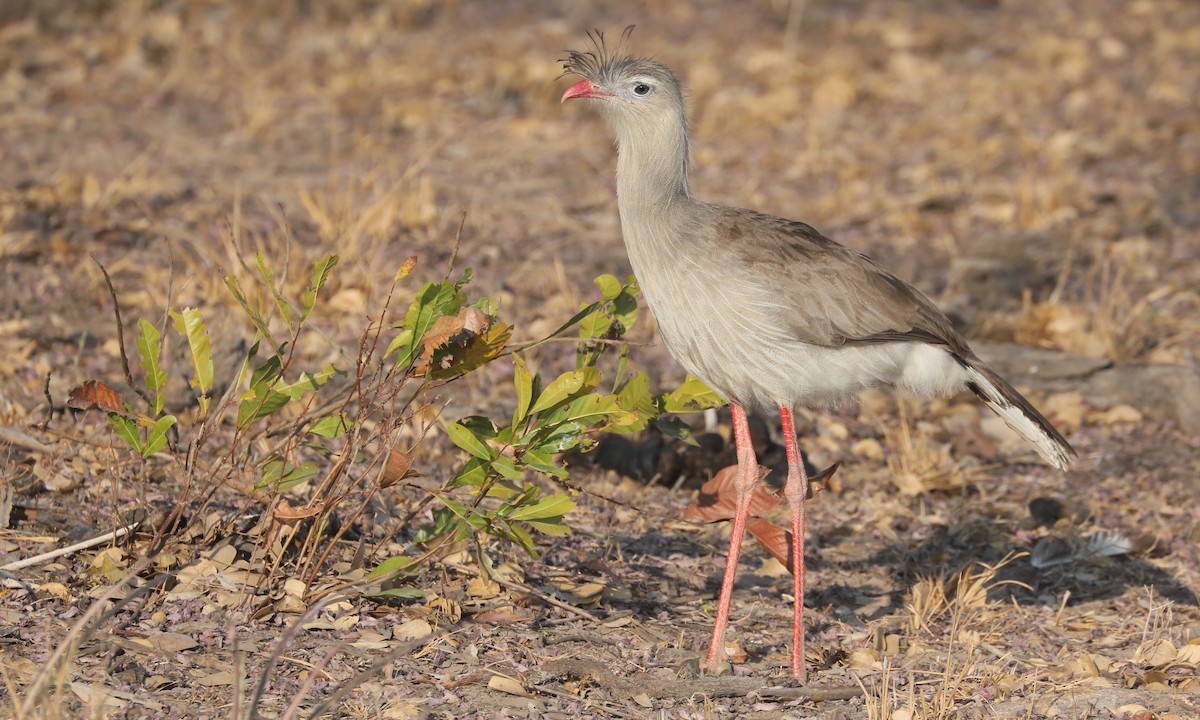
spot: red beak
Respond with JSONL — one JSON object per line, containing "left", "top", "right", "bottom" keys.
{"left": 561, "top": 79, "right": 611, "bottom": 103}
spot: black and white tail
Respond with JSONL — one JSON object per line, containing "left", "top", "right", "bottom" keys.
{"left": 963, "top": 361, "right": 1076, "bottom": 471}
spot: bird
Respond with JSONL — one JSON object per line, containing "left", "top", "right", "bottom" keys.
{"left": 559, "top": 29, "right": 1077, "bottom": 683}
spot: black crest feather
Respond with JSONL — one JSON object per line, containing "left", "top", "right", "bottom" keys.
{"left": 559, "top": 25, "right": 638, "bottom": 83}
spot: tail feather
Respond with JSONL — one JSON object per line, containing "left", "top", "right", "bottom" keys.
{"left": 962, "top": 361, "right": 1076, "bottom": 471}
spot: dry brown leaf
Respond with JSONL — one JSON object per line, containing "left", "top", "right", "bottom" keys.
{"left": 680, "top": 465, "right": 781, "bottom": 524}
{"left": 1094, "top": 404, "right": 1144, "bottom": 425}
{"left": 747, "top": 517, "right": 793, "bottom": 573}
{"left": 380, "top": 447, "right": 416, "bottom": 488}
{"left": 67, "top": 380, "right": 125, "bottom": 415}
{"left": 847, "top": 648, "right": 882, "bottom": 669}
{"left": 487, "top": 675, "right": 532, "bottom": 697}
{"left": 273, "top": 500, "right": 325, "bottom": 524}
{"left": 425, "top": 595, "right": 461, "bottom": 623}
{"left": 411, "top": 306, "right": 490, "bottom": 376}
{"left": 395, "top": 618, "right": 433, "bottom": 642}
{"left": 466, "top": 577, "right": 500, "bottom": 600}
{"left": 132, "top": 632, "right": 199, "bottom": 654}
{"left": 36, "top": 582, "right": 71, "bottom": 601}
{"left": 471, "top": 608, "right": 534, "bottom": 624}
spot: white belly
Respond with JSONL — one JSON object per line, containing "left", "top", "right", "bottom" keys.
{"left": 631, "top": 246, "right": 968, "bottom": 411}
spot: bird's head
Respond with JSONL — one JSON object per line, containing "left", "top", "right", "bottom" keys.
{"left": 559, "top": 27, "right": 684, "bottom": 127}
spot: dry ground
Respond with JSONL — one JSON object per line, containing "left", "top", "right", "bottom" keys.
{"left": 1, "top": 0, "right": 1199, "bottom": 718}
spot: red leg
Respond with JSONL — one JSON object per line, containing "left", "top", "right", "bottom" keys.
{"left": 702, "top": 402, "right": 759, "bottom": 673}
{"left": 779, "top": 405, "right": 809, "bottom": 681}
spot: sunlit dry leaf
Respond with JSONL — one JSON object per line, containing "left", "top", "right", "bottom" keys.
{"left": 131, "top": 632, "right": 199, "bottom": 654}
{"left": 680, "top": 465, "right": 778, "bottom": 524}
{"left": 487, "top": 675, "right": 532, "bottom": 697}
{"left": 395, "top": 618, "right": 433, "bottom": 642}
{"left": 471, "top": 608, "right": 533, "bottom": 624}
{"left": 67, "top": 380, "right": 125, "bottom": 414}
{"left": 747, "top": 518, "right": 792, "bottom": 573}
{"left": 195, "top": 670, "right": 236, "bottom": 687}
{"left": 395, "top": 255, "right": 418, "bottom": 282}
{"left": 1135, "top": 638, "right": 1177, "bottom": 667}
{"left": 35, "top": 582, "right": 71, "bottom": 601}
{"left": 425, "top": 595, "right": 461, "bottom": 623}
{"left": 847, "top": 648, "right": 882, "bottom": 670}
{"left": 411, "top": 306, "right": 490, "bottom": 375}
{"left": 273, "top": 500, "right": 325, "bottom": 525}
{"left": 380, "top": 447, "right": 416, "bottom": 488}
{"left": 466, "top": 577, "right": 500, "bottom": 600}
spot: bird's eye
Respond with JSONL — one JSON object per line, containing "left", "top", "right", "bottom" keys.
{"left": 632, "top": 82, "right": 653, "bottom": 96}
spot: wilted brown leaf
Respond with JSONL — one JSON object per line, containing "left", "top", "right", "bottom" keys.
{"left": 380, "top": 447, "right": 416, "bottom": 488}
{"left": 747, "top": 517, "right": 793, "bottom": 573}
{"left": 411, "top": 306, "right": 491, "bottom": 376}
{"left": 67, "top": 380, "right": 125, "bottom": 414}
{"left": 273, "top": 500, "right": 325, "bottom": 524}
{"left": 680, "top": 465, "right": 779, "bottom": 524}
{"left": 681, "top": 462, "right": 838, "bottom": 524}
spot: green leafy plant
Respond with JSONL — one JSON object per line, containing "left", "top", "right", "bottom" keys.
{"left": 374, "top": 273, "right": 722, "bottom": 580}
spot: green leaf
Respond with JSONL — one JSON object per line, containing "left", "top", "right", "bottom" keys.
{"left": 510, "top": 299, "right": 603, "bottom": 354}
{"left": 534, "top": 421, "right": 586, "bottom": 454}
{"left": 510, "top": 494, "right": 576, "bottom": 521}
{"left": 169, "top": 308, "right": 214, "bottom": 414}
{"left": 389, "top": 280, "right": 466, "bottom": 368}
{"left": 447, "top": 457, "right": 488, "bottom": 487}
{"left": 529, "top": 367, "right": 600, "bottom": 415}
{"left": 491, "top": 456, "right": 524, "bottom": 481}
{"left": 526, "top": 518, "right": 572, "bottom": 537}
{"left": 142, "top": 415, "right": 177, "bottom": 457}
{"left": 256, "top": 253, "right": 296, "bottom": 335}
{"left": 610, "top": 371, "right": 653, "bottom": 433}
{"left": 108, "top": 413, "right": 142, "bottom": 454}
{"left": 258, "top": 459, "right": 319, "bottom": 490}
{"left": 578, "top": 310, "right": 613, "bottom": 339}
{"left": 223, "top": 273, "right": 277, "bottom": 348}
{"left": 656, "top": 415, "right": 697, "bottom": 446}
{"left": 492, "top": 517, "right": 536, "bottom": 555}
{"left": 134, "top": 320, "right": 168, "bottom": 415}
{"left": 662, "top": 374, "right": 725, "bottom": 413}
{"left": 445, "top": 421, "right": 493, "bottom": 460}
{"left": 368, "top": 555, "right": 415, "bottom": 579}
{"left": 301, "top": 255, "right": 339, "bottom": 322}
{"left": 594, "top": 273, "right": 623, "bottom": 301}
{"left": 512, "top": 354, "right": 534, "bottom": 428}
{"left": 309, "top": 414, "right": 350, "bottom": 438}
{"left": 458, "top": 415, "right": 499, "bottom": 439}
{"left": 436, "top": 493, "right": 490, "bottom": 531}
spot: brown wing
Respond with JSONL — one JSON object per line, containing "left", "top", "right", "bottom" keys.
{"left": 717, "top": 207, "right": 971, "bottom": 355}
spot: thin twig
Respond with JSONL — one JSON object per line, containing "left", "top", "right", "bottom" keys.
{"left": 0, "top": 521, "right": 139, "bottom": 572}
{"left": 93, "top": 256, "right": 156, "bottom": 412}
{"left": 40, "top": 371, "right": 53, "bottom": 430}
{"left": 0, "top": 427, "right": 52, "bottom": 455}
{"left": 444, "top": 208, "right": 467, "bottom": 281}
{"left": 758, "top": 685, "right": 865, "bottom": 701}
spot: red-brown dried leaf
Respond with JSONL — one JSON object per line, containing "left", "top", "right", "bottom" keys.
{"left": 67, "top": 380, "right": 125, "bottom": 415}
{"left": 747, "top": 517, "right": 794, "bottom": 573}
{"left": 273, "top": 500, "right": 325, "bottom": 525}
{"left": 681, "top": 462, "right": 841, "bottom": 525}
{"left": 379, "top": 447, "right": 416, "bottom": 488}
{"left": 411, "top": 306, "right": 490, "bottom": 376}
{"left": 680, "top": 465, "right": 779, "bottom": 524}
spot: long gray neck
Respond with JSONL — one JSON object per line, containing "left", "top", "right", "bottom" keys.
{"left": 612, "top": 109, "right": 692, "bottom": 219}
